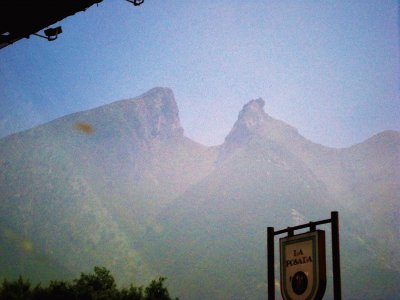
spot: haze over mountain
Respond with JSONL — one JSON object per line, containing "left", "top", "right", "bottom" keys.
{"left": 0, "top": 87, "right": 398, "bottom": 299}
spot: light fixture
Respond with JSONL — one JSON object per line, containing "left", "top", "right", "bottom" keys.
{"left": 44, "top": 26, "right": 62, "bottom": 41}
{"left": 126, "top": 0, "right": 144, "bottom": 6}
{"left": 33, "top": 26, "right": 62, "bottom": 41}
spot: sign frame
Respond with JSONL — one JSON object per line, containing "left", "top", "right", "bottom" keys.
{"left": 279, "top": 230, "right": 326, "bottom": 300}
{"left": 267, "top": 211, "right": 341, "bottom": 300}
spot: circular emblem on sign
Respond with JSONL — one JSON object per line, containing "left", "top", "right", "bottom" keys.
{"left": 292, "top": 271, "right": 308, "bottom": 295}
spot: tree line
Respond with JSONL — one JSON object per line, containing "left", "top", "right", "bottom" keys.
{"left": 0, "top": 266, "right": 179, "bottom": 300}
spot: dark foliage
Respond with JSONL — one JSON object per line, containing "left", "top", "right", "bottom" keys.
{"left": 0, "top": 267, "right": 178, "bottom": 300}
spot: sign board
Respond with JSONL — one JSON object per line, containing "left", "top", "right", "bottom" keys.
{"left": 279, "top": 230, "right": 326, "bottom": 300}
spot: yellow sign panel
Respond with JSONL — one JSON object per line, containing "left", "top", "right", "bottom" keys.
{"left": 280, "top": 230, "right": 326, "bottom": 300}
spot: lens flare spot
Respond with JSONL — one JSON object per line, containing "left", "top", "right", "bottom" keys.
{"left": 21, "top": 240, "right": 34, "bottom": 253}
{"left": 75, "top": 122, "right": 94, "bottom": 134}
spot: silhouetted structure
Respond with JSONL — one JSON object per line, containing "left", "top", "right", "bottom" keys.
{"left": 0, "top": 0, "right": 144, "bottom": 50}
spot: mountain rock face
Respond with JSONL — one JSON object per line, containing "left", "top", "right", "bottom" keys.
{"left": 219, "top": 97, "right": 300, "bottom": 163}
{"left": 225, "top": 98, "right": 267, "bottom": 145}
{"left": 121, "top": 87, "right": 184, "bottom": 141}
{"left": 0, "top": 88, "right": 399, "bottom": 299}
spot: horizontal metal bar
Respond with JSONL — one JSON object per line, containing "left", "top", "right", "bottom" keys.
{"left": 273, "top": 218, "right": 332, "bottom": 236}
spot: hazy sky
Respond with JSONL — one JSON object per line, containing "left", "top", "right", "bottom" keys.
{"left": 0, "top": 0, "right": 398, "bottom": 147}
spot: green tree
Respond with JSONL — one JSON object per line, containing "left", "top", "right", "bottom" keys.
{"left": 73, "top": 266, "right": 118, "bottom": 300}
{"left": 0, "top": 267, "right": 178, "bottom": 300}
{"left": 32, "top": 280, "right": 75, "bottom": 300}
{"left": 119, "top": 285, "right": 144, "bottom": 300}
{"left": 144, "top": 277, "right": 178, "bottom": 300}
{"left": 0, "top": 276, "right": 32, "bottom": 300}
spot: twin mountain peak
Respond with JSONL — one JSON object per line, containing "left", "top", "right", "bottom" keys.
{"left": 94, "top": 86, "right": 276, "bottom": 144}
{"left": 63, "top": 86, "right": 300, "bottom": 149}
{"left": 3, "top": 86, "right": 397, "bottom": 154}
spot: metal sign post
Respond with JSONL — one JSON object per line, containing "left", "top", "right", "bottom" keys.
{"left": 267, "top": 211, "right": 341, "bottom": 300}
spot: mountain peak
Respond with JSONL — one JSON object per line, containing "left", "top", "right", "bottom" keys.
{"left": 217, "top": 97, "right": 301, "bottom": 162}
{"left": 128, "top": 87, "right": 184, "bottom": 140}
{"left": 140, "top": 87, "right": 174, "bottom": 98}
{"left": 224, "top": 97, "right": 269, "bottom": 146}
{"left": 215, "top": 98, "right": 270, "bottom": 162}
{"left": 242, "top": 98, "right": 265, "bottom": 111}
{"left": 62, "top": 87, "right": 184, "bottom": 143}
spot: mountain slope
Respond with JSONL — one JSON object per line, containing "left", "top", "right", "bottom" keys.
{"left": 0, "top": 87, "right": 217, "bottom": 285}
{"left": 149, "top": 99, "right": 399, "bottom": 299}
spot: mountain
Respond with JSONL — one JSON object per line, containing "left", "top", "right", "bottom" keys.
{"left": 0, "top": 87, "right": 217, "bottom": 285}
{"left": 149, "top": 98, "right": 400, "bottom": 299}
{"left": 0, "top": 87, "right": 398, "bottom": 299}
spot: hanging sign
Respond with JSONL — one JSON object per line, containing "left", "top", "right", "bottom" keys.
{"left": 279, "top": 230, "right": 326, "bottom": 300}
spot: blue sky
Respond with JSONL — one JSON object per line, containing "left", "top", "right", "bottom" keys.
{"left": 0, "top": 0, "right": 398, "bottom": 147}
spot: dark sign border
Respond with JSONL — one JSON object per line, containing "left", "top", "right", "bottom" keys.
{"left": 267, "top": 211, "right": 341, "bottom": 300}
{"left": 279, "top": 230, "right": 326, "bottom": 300}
